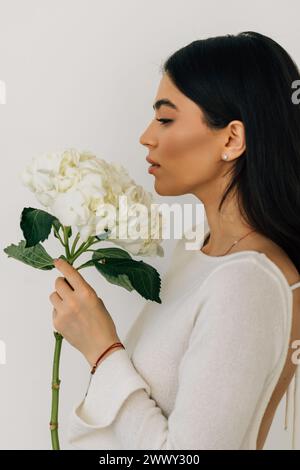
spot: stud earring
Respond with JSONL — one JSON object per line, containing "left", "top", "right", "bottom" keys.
{"left": 222, "top": 153, "right": 229, "bottom": 161}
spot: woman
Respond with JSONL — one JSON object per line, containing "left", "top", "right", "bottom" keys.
{"left": 50, "top": 31, "right": 300, "bottom": 449}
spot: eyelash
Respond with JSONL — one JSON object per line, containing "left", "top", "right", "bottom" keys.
{"left": 156, "top": 118, "right": 173, "bottom": 126}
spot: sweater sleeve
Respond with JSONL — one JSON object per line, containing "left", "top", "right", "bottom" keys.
{"left": 67, "top": 257, "right": 286, "bottom": 450}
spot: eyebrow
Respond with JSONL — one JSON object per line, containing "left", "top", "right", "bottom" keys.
{"left": 152, "top": 98, "right": 179, "bottom": 111}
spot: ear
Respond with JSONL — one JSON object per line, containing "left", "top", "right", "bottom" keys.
{"left": 223, "top": 120, "right": 246, "bottom": 161}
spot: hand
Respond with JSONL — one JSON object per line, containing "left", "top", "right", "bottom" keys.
{"left": 49, "top": 258, "right": 122, "bottom": 367}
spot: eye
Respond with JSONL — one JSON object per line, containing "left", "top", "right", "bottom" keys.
{"left": 156, "top": 118, "right": 173, "bottom": 126}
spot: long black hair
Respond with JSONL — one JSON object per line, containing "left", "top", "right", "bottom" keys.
{"left": 162, "top": 31, "right": 300, "bottom": 274}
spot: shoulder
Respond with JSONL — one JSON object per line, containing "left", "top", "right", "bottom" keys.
{"left": 193, "top": 256, "right": 287, "bottom": 351}
{"left": 195, "top": 248, "right": 298, "bottom": 342}
{"left": 258, "top": 242, "right": 300, "bottom": 288}
{"left": 202, "top": 254, "right": 286, "bottom": 293}
{"left": 191, "top": 256, "right": 286, "bottom": 369}
{"left": 220, "top": 233, "right": 299, "bottom": 291}
{"left": 198, "top": 254, "right": 291, "bottom": 323}
{"left": 240, "top": 232, "right": 300, "bottom": 287}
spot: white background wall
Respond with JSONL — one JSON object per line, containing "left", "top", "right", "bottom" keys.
{"left": 0, "top": 0, "right": 299, "bottom": 450}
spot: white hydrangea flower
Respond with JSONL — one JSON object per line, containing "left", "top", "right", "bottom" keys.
{"left": 20, "top": 148, "right": 164, "bottom": 256}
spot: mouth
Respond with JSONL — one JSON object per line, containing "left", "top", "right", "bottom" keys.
{"left": 146, "top": 156, "right": 161, "bottom": 167}
{"left": 148, "top": 164, "right": 161, "bottom": 174}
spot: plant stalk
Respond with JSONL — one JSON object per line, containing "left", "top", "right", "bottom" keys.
{"left": 49, "top": 228, "right": 102, "bottom": 449}
{"left": 53, "top": 225, "right": 65, "bottom": 246}
{"left": 63, "top": 227, "right": 71, "bottom": 259}
{"left": 50, "top": 331, "right": 63, "bottom": 450}
{"left": 70, "top": 232, "right": 81, "bottom": 257}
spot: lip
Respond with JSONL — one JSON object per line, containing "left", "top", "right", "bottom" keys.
{"left": 146, "top": 155, "right": 160, "bottom": 166}
{"left": 148, "top": 165, "right": 161, "bottom": 174}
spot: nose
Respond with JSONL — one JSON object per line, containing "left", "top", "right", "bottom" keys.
{"left": 139, "top": 129, "right": 148, "bottom": 147}
{"left": 139, "top": 120, "right": 156, "bottom": 148}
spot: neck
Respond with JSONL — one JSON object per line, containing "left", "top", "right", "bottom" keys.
{"left": 199, "top": 192, "right": 255, "bottom": 255}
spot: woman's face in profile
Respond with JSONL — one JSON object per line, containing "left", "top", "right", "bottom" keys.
{"left": 139, "top": 73, "right": 228, "bottom": 197}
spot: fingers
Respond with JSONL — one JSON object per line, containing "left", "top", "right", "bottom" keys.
{"left": 52, "top": 307, "right": 58, "bottom": 322}
{"left": 53, "top": 258, "right": 87, "bottom": 291}
{"left": 55, "top": 276, "right": 73, "bottom": 299}
{"left": 52, "top": 308, "right": 62, "bottom": 335}
{"left": 49, "top": 291, "right": 63, "bottom": 309}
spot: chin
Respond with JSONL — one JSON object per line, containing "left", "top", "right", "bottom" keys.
{"left": 154, "top": 181, "right": 187, "bottom": 196}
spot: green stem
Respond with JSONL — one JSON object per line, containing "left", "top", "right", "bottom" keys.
{"left": 49, "top": 231, "right": 104, "bottom": 449}
{"left": 69, "top": 237, "right": 98, "bottom": 264}
{"left": 53, "top": 225, "right": 65, "bottom": 247}
{"left": 49, "top": 227, "right": 72, "bottom": 450}
{"left": 88, "top": 239, "right": 103, "bottom": 247}
{"left": 63, "top": 227, "right": 71, "bottom": 259}
{"left": 69, "top": 233, "right": 107, "bottom": 263}
{"left": 70, "top": 240, "right": 88, "bottom": 260}
{"left": 76, "top": 260, "right": 94, "bottom": 271}
{"left": 70, "top": 232, "right": 80, "bottom": 257}
{"left": 50, "top": 331, "right": 63, "bottom": 450}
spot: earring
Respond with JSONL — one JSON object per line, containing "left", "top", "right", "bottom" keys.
{"left": 222, "top": 153, "right": 229, "bottom": 161}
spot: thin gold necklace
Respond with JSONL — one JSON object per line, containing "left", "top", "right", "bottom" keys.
{"left": 204, "top": 229, "right": 256, "bottom": 256}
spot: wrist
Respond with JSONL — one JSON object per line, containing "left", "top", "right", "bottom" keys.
{"left": 94, "top": 345, "right": 124, "bottom": 367}
{"left": 85, "top": 338, "right": 123, "bottom": 368}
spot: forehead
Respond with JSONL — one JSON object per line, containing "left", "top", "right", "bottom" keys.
{"left": 153, "top": 73, "right": 200, "bottom": 114}
{"left": 154, "top": 74, "right": 181, "bottom": 105}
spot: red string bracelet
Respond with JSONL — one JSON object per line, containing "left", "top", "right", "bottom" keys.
{"left": 91, "top": 341, "right": 125, "bottom": 375}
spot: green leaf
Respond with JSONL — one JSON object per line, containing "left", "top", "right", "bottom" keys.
{"left": 52, "top": 219, "right": 62, "bottom": 240}
{"left": 95, "top": 267, "right": 134, "bottom": 292}
{"left": 92, "top": 247, "right": 132, "bottom": 260}
{"left": 91, "top": 248, "right": 134, "bottom": 291}
{"left": 20, "top": 207, "right": 59, "bottom": 248}
{"left": 3, "top": 240, "right": 55, "bottom": 270}
{"left": 93, "top": 257, "right": 162, "bottom": 303}
{"left": 52, "top": 219, "right": 61, "bottom": 231}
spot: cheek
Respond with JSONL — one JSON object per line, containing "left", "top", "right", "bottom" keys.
{"left": 161, "top": 126, "right": 216, "bottom": 176}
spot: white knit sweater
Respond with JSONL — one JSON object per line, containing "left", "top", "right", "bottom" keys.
{"left": 67, "top": 223, "right": 300, "bottom": 450}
